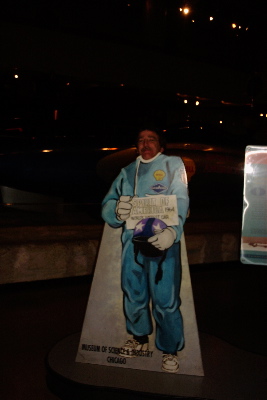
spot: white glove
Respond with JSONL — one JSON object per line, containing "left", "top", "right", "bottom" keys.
{"left": 148, "top": 227, "right": 176, "bottom": 251}
{"left": 116, "top": 195, "right": 132, "bottom": 221}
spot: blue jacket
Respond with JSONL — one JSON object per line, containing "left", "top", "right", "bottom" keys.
{"left": 102, "top": 153, "right": 189, "bottom": 243}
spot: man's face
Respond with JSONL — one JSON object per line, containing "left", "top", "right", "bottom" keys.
{"left": 137, "top": 130, "right": 164, "bottom": 160}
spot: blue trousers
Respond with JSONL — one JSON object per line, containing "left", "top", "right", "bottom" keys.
{"left": 121, "top": 239, "right": 184, "bottom": 354}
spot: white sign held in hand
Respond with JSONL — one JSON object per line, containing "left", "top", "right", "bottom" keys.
{"left": 126, "top": 195, "right": 178, "bottom": 230}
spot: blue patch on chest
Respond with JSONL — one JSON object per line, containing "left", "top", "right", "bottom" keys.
{"left": 151, "top": 183, "right": 168, "bottom": 193}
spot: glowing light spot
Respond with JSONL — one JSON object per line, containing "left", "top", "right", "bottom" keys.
{"left": 184, "top": 99, "right": 188, "bottom": 104}
{"left": 14, "top": 74, "right": 19, "bottom": 79}
{"left": 183, "top": 8, "right": 190, "bottom": 15}
{"left": 195, "top": 101, "right": 200, "bottom": 106}
{"left": 209, "top": 17, "right": 214, "bottom": 21}
{"left": 232, "top": 23, "right": 237, "bottom": 29}
{"left": 245, "top": 163, "right": 254, "bottom": 174}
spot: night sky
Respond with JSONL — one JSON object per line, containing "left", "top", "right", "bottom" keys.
{"left": 1, "top": 0, "right": 267, "bottom": 129}
{"left": 2, "top": 0, "right": 267, "bottom": 71}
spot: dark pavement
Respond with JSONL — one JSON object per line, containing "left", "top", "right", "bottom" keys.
{"left": 1, "top": 261, "right": 267, "bottom": 399}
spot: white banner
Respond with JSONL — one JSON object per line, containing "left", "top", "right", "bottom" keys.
{"left": 126, "top": 195, "right": 178, "bottom": 230}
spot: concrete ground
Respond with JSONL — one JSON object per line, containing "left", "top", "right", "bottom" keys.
{"left": 1, "top": 261, "right": 267, "bottom": 399}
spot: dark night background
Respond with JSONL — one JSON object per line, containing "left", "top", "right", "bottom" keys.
{"left": 1, "top": 0, "right": 267, "bottom": 141}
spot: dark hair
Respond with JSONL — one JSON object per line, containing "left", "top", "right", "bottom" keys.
{"left": 136, "top": 126, "right": 167, "bottom": 151}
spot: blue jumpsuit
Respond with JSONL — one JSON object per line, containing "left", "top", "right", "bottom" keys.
{"left": 102, "top": 153, "right": 189, "bottom": 353}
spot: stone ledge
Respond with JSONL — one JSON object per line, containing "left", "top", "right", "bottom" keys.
{"left": 0, "top": 221, "right": 241, "bottom": 284}
{"left": 0, "top": 239, "right": 99, "bottom": 284}
{"left": 0, "top": 225, "right": 103, "bottom": 244}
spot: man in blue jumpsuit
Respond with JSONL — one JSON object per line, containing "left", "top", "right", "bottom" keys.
{"left": 101, "top": 127, "right": 189, "bottom": 373}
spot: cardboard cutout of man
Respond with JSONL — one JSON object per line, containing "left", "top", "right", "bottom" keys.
{"left": 101, "top": 128, "right": 189, "bottom": 373}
